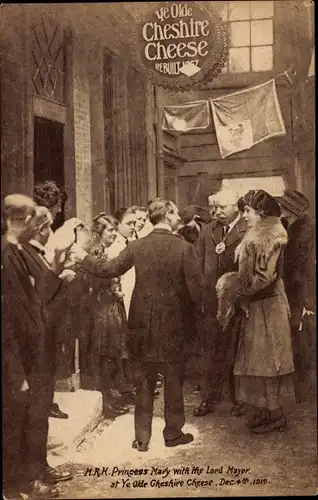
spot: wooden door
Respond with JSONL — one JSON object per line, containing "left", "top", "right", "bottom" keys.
{"left": 34, "top": 116, "right": 64, "bottom": 189}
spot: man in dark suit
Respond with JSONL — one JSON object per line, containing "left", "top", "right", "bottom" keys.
{"left": 71, "top": 199, "right": 203, "bottom": 451}
{"left": 193, "top": 188, "right": 247, "bottom": 417}
{"left": 21, "top": 205, "right": 75, "bottom": 485}
{"left": 2, "top": 195, "right": 59, "bottom": 499}
{"left": 33, "top": 179, "right": 71, "bottom": 418}
{"left": 276, "top": 190, "right": 315, "bottom": 401}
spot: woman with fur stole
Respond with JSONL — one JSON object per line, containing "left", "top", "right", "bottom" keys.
{"left": 216, "top": 190, "right": 295, "bottom": 434}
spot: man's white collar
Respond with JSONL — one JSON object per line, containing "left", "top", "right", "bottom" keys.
{"left": 154, "top": 222, "right": 172, "bottom": 232}
{"left": 227, "top": 213, "right": 241, "bottom": 233}
{"left": 29, "top": 239, "right": 46, "bottom": 253}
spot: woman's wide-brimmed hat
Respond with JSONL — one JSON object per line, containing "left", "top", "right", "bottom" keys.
{"left": 238, "top": 189, "right": 281, "bottom": 217}
{"left": 275, "top": 190, "right": 309, "bottom": 217}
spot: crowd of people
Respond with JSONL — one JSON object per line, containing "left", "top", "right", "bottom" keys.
{"left": 2, "top": 179, "right": 315, "bottom": 499}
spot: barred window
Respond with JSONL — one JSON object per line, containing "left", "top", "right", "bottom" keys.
{"left": 220, "top": 1, "right": 274, "bottom": 74}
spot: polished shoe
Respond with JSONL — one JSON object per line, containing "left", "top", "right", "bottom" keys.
{"left": 132, "top": 439, "right": 149, "bottom": 452}
{"left": 193, "top": 402, "right": 215, "bottom": 417}
{"left": 165, "top": 432, "right": 194, "bottom": 447}
{"left": 44, "top": 466, "right": 73, "bottom": 484}
{"left": 251, "top": 415, "right": 287, "bottom": 434}
{"left": 246, "top": 409, "right": 270, "bottom": 429}
{"left": 154, "top": 389, "right": 160, "bottom": 397}
{"left": 49, "top": 404, "right": 69, "bottom": 420}
{"left": 194, "top": 384, "right": 201, "bottom": 393}
{"left": 231, "top": 402, "right": 247, "bottom": 417}
{"left": 27, "top": 479, "right": 59, "bottom": 498}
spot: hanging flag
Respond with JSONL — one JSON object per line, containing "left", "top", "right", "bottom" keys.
{"left": 162, "top": 100, "right": 210, "bottom": 132}
{"left": 308, "top": 47, "right": 315, "bottom": 77}
{"left": 210, "top": 79, "right": 286, "bottom": 159}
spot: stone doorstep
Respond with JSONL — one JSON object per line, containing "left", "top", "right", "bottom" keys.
{"left": 47, "top": 389, "right": 103, "bottom": 458}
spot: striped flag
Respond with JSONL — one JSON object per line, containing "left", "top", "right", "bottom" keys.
{"left": 210, "top": 79, "right": 286, "bottom": 159}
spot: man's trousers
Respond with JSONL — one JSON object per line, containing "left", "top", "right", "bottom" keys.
{"left": 3, "top": 373, "right": 55, "bottom": 488}
{"left": 134, "top": 361, "right": 186, "bottom": 444}
{"left": 198, "top": 313, "right": 242, "bottom": 406}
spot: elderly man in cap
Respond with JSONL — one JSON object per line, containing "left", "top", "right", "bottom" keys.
{"left": 194, "top": 188, "right": 247, "bottom": 417}
{"left": 276, "top": 189, "right": 315, "bottom": 400}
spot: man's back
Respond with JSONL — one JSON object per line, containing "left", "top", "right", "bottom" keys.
{"left": 127, "top": 228, "right": 202, "bottom": 362}
{"left": 79, "top": 227, "right": 202, "bottom": 362}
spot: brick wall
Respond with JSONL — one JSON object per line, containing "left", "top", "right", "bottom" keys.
{"left": 145, "top": 80, "right": 157, "bottom": 200}
{"left": 1, "top": 5, "right": 31, "bottom": 197}
{"left": 72, "top": 37, "right": 92, "bottom": 226}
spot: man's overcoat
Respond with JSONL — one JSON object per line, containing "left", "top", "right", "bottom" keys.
{"left": 78, "top": 228, "right": 203, "bottom": 363}
{"left": 196, "top": 217, "right": 247, "bottom": 316}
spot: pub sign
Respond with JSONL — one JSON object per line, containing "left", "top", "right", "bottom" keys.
{"left": 132, "top": 2, "right": 228, "bottom": 90}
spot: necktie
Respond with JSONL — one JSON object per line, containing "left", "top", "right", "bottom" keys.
{"left": 34, "top": 246, "right": 51, "bottom": 268}
{"left": 223, "top": 225, "right": 230, "bottom": 237}
{"left": 125, "top": 239, "right": 129, "bottom": 246}
{"left": 33, "top": 246, "right": 46, "bottom": 257}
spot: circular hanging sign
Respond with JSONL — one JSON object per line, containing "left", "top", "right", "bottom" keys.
{"left": 132, "top": 2, "right": 228, "bottom": 90}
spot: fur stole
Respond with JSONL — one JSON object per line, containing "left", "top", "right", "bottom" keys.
{"left": 234, "top": 216, "right": 288, "bottom": 266}
{"left": 216, "top": 217, "right": 287, "bottom": 329}
{"left": 235, "top": 216, "right": 287, "bottom": 297}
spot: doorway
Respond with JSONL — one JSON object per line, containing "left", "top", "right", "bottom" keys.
{"left": 33, "top": 116, "right": 64, "bottom": 189}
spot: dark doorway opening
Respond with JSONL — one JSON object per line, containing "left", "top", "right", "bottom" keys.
{"left": 34, "top": 116, "right": 64, "bottom": 190}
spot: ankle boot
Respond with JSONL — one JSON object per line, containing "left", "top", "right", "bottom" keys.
{"left": 251, "top": 408, "right": 286, "bottom": 434}
{"left": 246, "top": 408, "right": 270, "bottom": 428}
{"left": 251, "top": 415, "right": 287, "bottom": 434}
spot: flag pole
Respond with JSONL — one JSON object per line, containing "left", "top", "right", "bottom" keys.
{"left": 155, "top": 85, "right": 165, "bottom": 197}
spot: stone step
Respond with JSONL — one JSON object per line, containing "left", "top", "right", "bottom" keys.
{"left": 47, "top": 389, "right": 103, "bottom": 467}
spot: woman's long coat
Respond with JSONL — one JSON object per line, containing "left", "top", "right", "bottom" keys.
{"left": 78, "top": 241, "right": 128, "bottom": 380}
{"left": 231, "top": 217, "right": 294, "bottom": 377}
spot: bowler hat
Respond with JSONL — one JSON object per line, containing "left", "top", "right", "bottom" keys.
{"left": 275, "top": 190, "right": 309, "bottom": 217}
{"left": 180, "top": 205, "right": 210, "bottom": 224}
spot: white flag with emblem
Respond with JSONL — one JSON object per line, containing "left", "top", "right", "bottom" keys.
{"left": 210, "top": 79, "right": 286, "bottom": 158}
{"left": 162, "top": 100, "right": 210, "bottom": 132}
